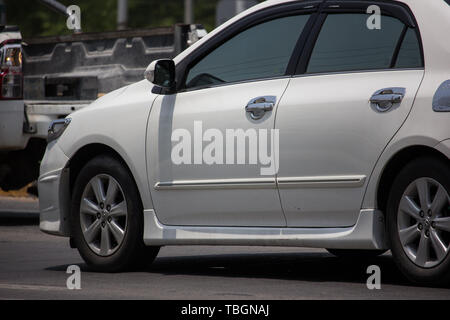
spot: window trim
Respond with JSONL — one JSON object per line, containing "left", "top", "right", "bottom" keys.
{"left": 173, "top": 1, "right": 322, "bottom": 94}
{"left": 291, "top": 67, "right": 425, "bottom": 81}
{"left": 157, "top": 0, "right": 425, "bottom": 95}
{"left": 390, "top": 24, "right": 409, "bottom": 68}
{"left": 294, "top": 0, "right": 425, "bottom": 76}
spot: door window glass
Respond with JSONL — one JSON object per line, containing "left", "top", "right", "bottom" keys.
{"left": 307, "top": 13, "right": 405, "bottom": 73}
{"left": 185, "top": 14, "right": 311, "bottom": 89}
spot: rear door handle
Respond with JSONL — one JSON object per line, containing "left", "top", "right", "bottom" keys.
{"left": 370, "top": 87, "right": 405, "bottom": 112}
{"left": 246, "top": 96, "right": 276, "bottom": 120}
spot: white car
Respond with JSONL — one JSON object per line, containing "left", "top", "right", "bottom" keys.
{"left": 39, "top": 0, "right": 450, "bottom": 285}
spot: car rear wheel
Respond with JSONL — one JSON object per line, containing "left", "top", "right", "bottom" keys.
{"left": 70, "top": 155, "right": 159, "bottom": 272}
{"left": 387, "top": 156, "right": 450, "bottom": 286}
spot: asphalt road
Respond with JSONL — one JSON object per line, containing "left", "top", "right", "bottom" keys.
{"left": 1, "top": 197, "right": 450, "bottom": 300}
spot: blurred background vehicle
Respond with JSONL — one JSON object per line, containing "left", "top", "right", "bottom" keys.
{"left": 0, "top": 0, "right": 258, "bottom": 194}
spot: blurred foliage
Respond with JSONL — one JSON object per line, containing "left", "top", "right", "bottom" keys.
{"left": 4, "top": 0, "right": 221, "bottom": 38}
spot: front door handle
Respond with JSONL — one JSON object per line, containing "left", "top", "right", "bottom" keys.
{"left": 370, "top": 87, "right": 405, "bottom": 112}
{"left": 246, "top": 96, "right": 276, "bottom": 120}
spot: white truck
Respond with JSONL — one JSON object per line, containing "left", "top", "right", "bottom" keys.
{"left": 0, "top": 23, "right": 205, "bottom": 192}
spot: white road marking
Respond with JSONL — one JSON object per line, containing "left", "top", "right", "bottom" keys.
{"left": 0, "top": 283, "right": 66, "bottom": 291}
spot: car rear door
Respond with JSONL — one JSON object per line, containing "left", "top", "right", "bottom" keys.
{"left": 275, "top": 0, "right": 425, "bottom": 227}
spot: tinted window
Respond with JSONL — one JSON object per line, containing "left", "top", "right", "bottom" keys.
{"left": 395, "top": 28, "right": 422, "bottom": 68}
{"left": 185, "top": 14, "right": 310, "bottom": 89}
{"left": 307, "top": 14, "right": 405, "bottom": 73}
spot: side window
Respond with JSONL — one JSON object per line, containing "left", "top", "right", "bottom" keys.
{"left": 306, "top": 13, "right": 421, "bottom": 74}
{"left": 185, "top": 14, "right": 311, "bottom": 89}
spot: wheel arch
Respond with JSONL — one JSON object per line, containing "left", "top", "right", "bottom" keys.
{"left": 66, "top": 143, "right": 145, "bottom": 212}
{"left": 376, "top": 145, "right": 449, "bottom": 215}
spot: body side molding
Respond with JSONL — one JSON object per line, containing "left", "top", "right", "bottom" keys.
{"left": 154, "top": 175, "right": 366, "bottom": 190}
{"left": 277, "top": 175, "right": 366, "bottom": 188}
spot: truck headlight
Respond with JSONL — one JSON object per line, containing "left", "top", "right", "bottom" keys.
{"left": 48, "top": 118, "right": 71, "bottom": 143}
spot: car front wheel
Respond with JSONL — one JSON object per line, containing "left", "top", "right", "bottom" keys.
{"left": 70, "top": 155, "right": 159, "bottom": 272}
{"left": 387, "top": 156, "right": 450, "bottom": 286}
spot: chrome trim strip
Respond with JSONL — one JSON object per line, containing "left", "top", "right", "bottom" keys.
{"left": 154, "top": 178, "right": 275, "bottom": 190}
{"left": 292, "top": 68, "right": 424, "bottom": 79}
{"left": 155, "top": 175, "right": 366, "bottom": 190}
{"left": 277, "top": 175, "right": 366, "bottom": 188}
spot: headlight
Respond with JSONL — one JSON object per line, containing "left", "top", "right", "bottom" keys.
{"left": 48, "top": 118, "right": 71, "bottom": 143}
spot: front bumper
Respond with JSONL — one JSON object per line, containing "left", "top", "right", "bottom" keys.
{"left": 38, "top": 142, "right": 70, "bottom": 236}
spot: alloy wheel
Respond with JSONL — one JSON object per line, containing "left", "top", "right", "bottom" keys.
{"left": 397, "top": 177, "right": 450, "bottom": 268}
{"left": 79, "top": 174, "right": 128, "bottom": 256}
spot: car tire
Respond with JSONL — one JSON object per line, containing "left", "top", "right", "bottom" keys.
{"left": 70, "top": 155, "right": 159, "bottom": 272}
{"left": 326, "top": 249, "right": 387, "bottom": 259}
{"left": 387, "top": 156, "right": 450, "bottom": 286}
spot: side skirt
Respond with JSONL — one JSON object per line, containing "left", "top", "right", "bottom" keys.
{"left": 143, "top": 209, "right": 388, "bottom": 250}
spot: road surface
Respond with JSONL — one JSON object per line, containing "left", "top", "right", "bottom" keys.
{"left": 1, "top": 197, "right": 450, "bottom": 300}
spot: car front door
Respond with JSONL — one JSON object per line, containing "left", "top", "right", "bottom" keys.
{"left": 275, "top": 1, "right": 425, "bottom": 227}
{"left": 147, "top": 5, "right": 317, "bottom": 226}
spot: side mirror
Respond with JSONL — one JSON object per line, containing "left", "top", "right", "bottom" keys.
{"left": 144, "top": 59, "right": 176, "bottom": 90}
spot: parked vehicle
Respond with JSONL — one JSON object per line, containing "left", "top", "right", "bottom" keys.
{"left": 39, "top": 0, "right": 450, "bottom": 285}
{"left": 0, "top": 23, "right": 206, "bottom": 191}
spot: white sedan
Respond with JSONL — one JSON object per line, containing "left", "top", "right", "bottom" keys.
{"left": 39, "top": 0, "right": 450, "bottom": 286}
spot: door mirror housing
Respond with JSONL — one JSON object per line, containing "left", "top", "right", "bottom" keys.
{"left": 144, "top": 59, "right": 176, "bottom": 90}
